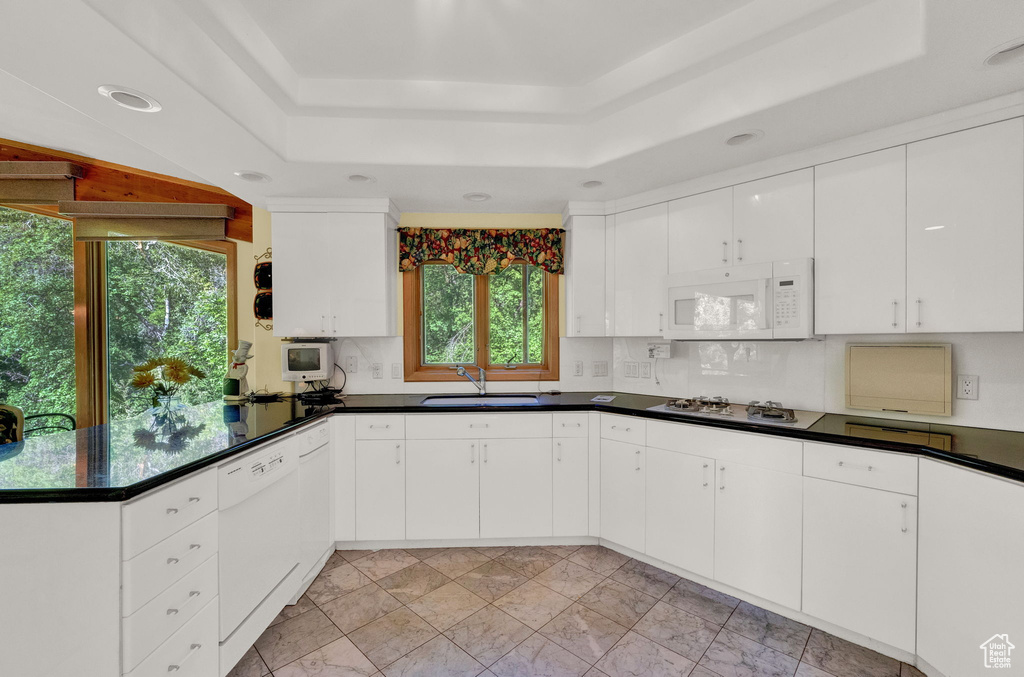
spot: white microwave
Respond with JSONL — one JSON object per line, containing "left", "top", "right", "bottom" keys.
{"left": 664, "top": 258, "right": 814, "bottom": 340}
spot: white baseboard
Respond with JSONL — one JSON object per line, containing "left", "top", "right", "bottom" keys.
{"left": 335, "top": 535, "right": 599, "bottom": 551}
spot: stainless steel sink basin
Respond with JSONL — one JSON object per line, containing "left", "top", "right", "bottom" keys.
{"left": 420, "top": 394, "right": 541, "bottom": 406}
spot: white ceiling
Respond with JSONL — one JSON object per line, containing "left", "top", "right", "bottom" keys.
{"left": 0, "top": 0, "right": 1022, "bottom": 213}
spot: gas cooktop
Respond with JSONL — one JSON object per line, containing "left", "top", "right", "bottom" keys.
{"left": 646, "top": 396, "right": 824, "bottom": 430}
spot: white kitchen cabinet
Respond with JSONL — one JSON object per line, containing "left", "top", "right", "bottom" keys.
{"left": 714, "top": 461, "right": 802, "bottom": 609}
{"left": 298, "top": 438, "right": 332, "bottom": 581}
{"left": 732, "top": 169, "right": 814, "bottom": 266}
{"left": 803, "top": 477, "right": 917, "bottom": 652}
{"left": 271, "top": 210, "right": 398, "bottom": 337}
{"left": 480, "top": 438, "right": 553, "bottom": 538}
{"left": 553, "top": 437, "right": 589, "bottom": 537}
{"left": 610, "top": 203, "right": 668, "bottom": 336}
{"left": 645, "top": 446, "right": 715, "bottom": 579}
{"left": 405, "top": 439, "right": 480, "bottom": 540}
{"left": 355, "top": 441, "right": 406, "bottom": 541}
{"left": 668, "top": 187, "right": 734, "bottom": 273}
{"left": 600, "top": 438, "right": 646, "bottom": 552}
{"left": 814, "top": 147, "right": 908, "bottom": 334}
{"left": 565, "top": 214, "right": 607, "bottom": 336}
{"left": 906, "top": 118, "right": 1024, "bottom": 333}
{"left": 918, "top": 460, "right": 1024, "bottom": 677}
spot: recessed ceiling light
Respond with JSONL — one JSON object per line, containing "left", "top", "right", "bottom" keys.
{"left": 234, "top": 170, "right": 271, "bottom": 183}
{"left": 580, "top": 180, "right": 604, "bottom": 189}
{"left": 348, "top": 174, "right": 376, "bottom": 183}
{"left": 985, "top": 38, "right": 1024, "bottom": 66}
{"left": 97, "top": 85, "right": 162, "bottom": 112}
{"left": 463, "top": 192, "right": 491, "bottom": 202}
{"left": 726, "top": 130, "right": 764, "bottom": 146}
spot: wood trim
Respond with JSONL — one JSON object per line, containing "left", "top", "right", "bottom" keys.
{"left": 0, "top": 138, "right": 253, "bottom": 242}
{"left": 182, "top": 240, "right": 238, "bottom": 362}
{"left": 403, "top": 262, "right": 560, "bottom": 382}
{"left": 73, "top": 241, "right": 107, "bottom": 428}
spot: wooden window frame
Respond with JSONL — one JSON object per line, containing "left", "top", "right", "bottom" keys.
{"left": 403, "top": 261, "right": 560, "bottom": 382}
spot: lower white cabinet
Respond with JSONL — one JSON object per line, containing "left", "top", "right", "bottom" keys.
{"left": 298, "top": 436, "right": 332, "bottom": 582}
{"left": 918, "top": 460, "right": 1024, "bottom": 677}
{"left": 406, "top": 439, "right": 480, "bottom": 540}
{"left": 553, "top": 437, "right": 589, "bottom": 537}
{"left": 802, "top": 477, "right": 917, "bottom": 652}
{"left": 600, "top": 439, "right": 646, "bottom": 553}
{"left": 125, "top": 597, "right": 219, "bottom": 677}
{"left": 480, "top": 438, "right": 552, "bottom": 538}
{"left": 714, "top": 462, "right": 802, "bottom": 610}
{"left": 355, "top": 441, "right": 406, "bottom": 541}
{"left": 645, "top": 446, "right": 715, "bottom": 579}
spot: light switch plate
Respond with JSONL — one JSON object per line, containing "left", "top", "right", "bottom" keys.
{"left": 573, "top": 360, "right": 584, "bottom": 376}
{"left": 593, "top": 361, "right": 609, "bottom": 377}
{"left": 625, "top": 361, "right": 639, "bottom": 378}
{"left": 392, "top": 363, "right": 402, "bottom": 379}
{"left": 344, "top": 356, "right": 358, "bottom": 373}
{"left": 640, "top": 362, "right": 652, "bottom": 379}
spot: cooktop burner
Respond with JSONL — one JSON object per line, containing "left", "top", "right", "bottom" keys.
{"left": 746, "top": 400, "right": 797, "bottom": 423}
{"left": 648, "top": 396, "right": 825, "bottom": 429}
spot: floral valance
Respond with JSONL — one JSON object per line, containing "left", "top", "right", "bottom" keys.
{"left": 399, "top": 227, "right": 565, "bottom": 275}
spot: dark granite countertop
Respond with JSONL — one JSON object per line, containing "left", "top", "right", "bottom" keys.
{"left": 3, "top": 391, "right": 1023, "bottom": 503}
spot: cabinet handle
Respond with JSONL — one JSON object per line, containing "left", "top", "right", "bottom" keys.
{"left": 635, "top": 449, "right": 641, "bottom": 471}
{"left": 320, "top": 314, "right": 326, "bottom": 333}
{"left": 167, "top": 557, "right": 180, "bottom": 565}
{"left": 470, "top": 444, "right": 476, "bottom": 464}
{"left": 167, "top": 643, "right": 203, "bottom": 672}
{"left": 610, "top": 425, "right": 631, "bottom": 432}
{"left": 892, "top": 300, "right": 899, "bottom": 328}
{"left": 369, "top": 424, "right": 391, "bottom": 429}
{"left": 901, "top": 501, "right": 909, "bottom": 533}
{"left": 837, "top": 460, "right": 873, "bottom": 471}
{"left": 702, "top": 462, "right": 709, "bottom": 488}
{"left": 915, "top": 298, "right": 922, "bottom": 327}
{"left": 575, "top": 314, "right": 581, "bottom": 335}
{"left": 166, "top": 590, "right": 201, "bottom": 616}
{"left": 736, "top": 239, "right": 743, "bottom": 262}
{"left": 719, "top": 465, "right": 726, "bottom": 490}
{"left": 556, "top": 441, "right": 562, "bottom": 462}
{"left": 165, "top": 496, "right": 198, "bottom": 515}
{"left": 469, "top": 423, "right": 489, "bottom": 429}
{"left": 722, "top": 241, "right": 728, "bottom": 264}
{"left": 332, "top": 315, "right": 338, "bottom": 333}
{"left": 658, "top": 312, "right": 664, "bottom": 332}
{"left": 483, "top": 443, "right": 488, "bottom": 464}
{"left": 561, "top": 422, "right": 581, "bottom": 428}
{"left": 395, "top": 444, "right": 401, "bottom": 464}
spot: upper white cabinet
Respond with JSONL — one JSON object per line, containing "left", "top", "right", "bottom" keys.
{"left": 906, "top": 119, "right": 1024, "bottom": 333}
{"left": 732, "top": 169, "right": 815, "bottom": 266}
{"left": 814, "top": 147, "right": 908, "bottom": 334}
{"left": 565, "top": 214, "right": 607, "bottom": 337}
{"left": 668, "top": 170, "right": 813, "bottom": 273}
{"left": 271, "top": 207, "right": 398, "bottom": 338}
{"left": 610, "top": 203, "right": 668, "bottom": 336}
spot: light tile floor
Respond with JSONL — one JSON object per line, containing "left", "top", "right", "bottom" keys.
{"left": 227, "top": 546, "right": 927, "bottom": 677}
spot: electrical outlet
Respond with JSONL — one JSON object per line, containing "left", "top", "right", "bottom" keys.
{"left": 957, "top": 374, "right": 979, "bottom": 400}
{"left": 573, "top": 360, "right": 584, "bottom": 376}
{"left": 371, "top": 363, "right": 383, "bottom": 379}
{"left": 640, "top": 362, "right": 652, "bottom": 379}
{"left": 344, "top": 356, "right": 358, "bottom": 373}
{"left": 593, "top": 361, "right": 608, "bottom": 377}
{"left": 392, "top": 363, "right": 402, "bottom": 379}
{"left": 625, "top": 361, "right": 639, "bottom": 378}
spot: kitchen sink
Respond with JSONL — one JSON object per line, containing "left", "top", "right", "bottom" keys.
{"left": 420, "top": 394, "right": 541, "bottom": 406}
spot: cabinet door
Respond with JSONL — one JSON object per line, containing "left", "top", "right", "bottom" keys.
{"left": 328, "top": 212, "right": 396, "bottom": 337}
{"left": 480, "top": 438, "right": 552, "bottom": 538}
{"left": 907, "top": 118, "right": 1024, "bottom": 332}
{"left": 714, "top": 462, "right": 801, "bottom": 609}
{"left": 271, "top": 213, "right": 333, "bottom": 337}
{"left": 553, "top": 438, "right": 589, "bottom": 537}
{"left": 333, "top": 416, "right": 356, "bottom": 542}
{"left": 814, "top": 147, "right": 907, "bottom": 334}
{"left": 668, "top": 187, "right": 734, "bottom": 272}
{"left": 733, "top": 169, "right": 814, "bottom": 265}
{"left": 299, "top": 445, "right": 332, "bottom": 577}
{"left": 611, "top": 203, "right": 668, "bottom": 336}
{"left": 918, "top": 460, "right": 1024, "bottom": 677}
{"left": 355, "top": 441, "right": 406, "bottom": 541}
{"left": 566, "top": 215, "right": 607, "bottom": 337}
{"left": 600, "top": 439, "right": 645, "bottom": 552}
{"left": 803, "top": 478, "right": 917, "bottom": 652}
{"left": 646, "top": 447, "right": 714, "bottom": 579}
{"left": 405, "top": 440, "right": 479, "bottom": 540}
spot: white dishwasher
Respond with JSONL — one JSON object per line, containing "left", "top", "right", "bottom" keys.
{"left": 218, "top": 435, "right": 300, "bottom": 642}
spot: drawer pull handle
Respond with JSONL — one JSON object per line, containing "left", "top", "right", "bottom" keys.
{"left": 166, "top": 590, "right": 201, "bottom": 615}
{"left": 167, "top": 557, "right": 180, "bottom": 565}
{"left": 556, "top": 441, "right": 562, "bottom": 462}
{"left": 837, "top": 461, "right": 873, "bottom": 471}
{"left": 561, "top": 422, "right": 581, "bottom": 428}
{"left": 395, "top": 444, "right": 401, "bottom": 464}
{"left": 635, "top": 449, "right": 641, "bottom": 471}
{"left": 189, "top": 544, "right": 201, "bottom": 551}
{"left": 702, "top": 463, "right": 709, "bottom": 488}
{"left": 469, "top": 423, "right": 489, "bottom": 429}
{"left": 369, "top": 424, "right": 391, "bottom": 429}
{"left": 167, "top": 643, "right": 202, "bottom": 672}
{"left": 470, "top": 444, "right": 476, "bottom": 464}
{"left": 483, "top": 443, "right": 488, "bottom": 464}
{"left": 611, "top": 425, "right": 631, "bottom": 432}
{"left": 166, "top": 508, "right": 178, "bottom": 515}
{"left": 901, "top": 502, "right": 909, "bottom": 534}
{"left": 720, "top": 465, "right": 726, "bottom": 491}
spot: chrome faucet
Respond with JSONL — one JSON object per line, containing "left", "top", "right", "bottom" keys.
{"left": 456, "top": 365, "right": 487, "bottom": 395}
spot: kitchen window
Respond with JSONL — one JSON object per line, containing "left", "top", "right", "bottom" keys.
{"left": 403, "top": 260, "right": 559, "bottom": 382}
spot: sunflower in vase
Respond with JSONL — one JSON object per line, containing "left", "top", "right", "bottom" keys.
{"left": 130, "top": 357, "right": 206, "bottom": 409}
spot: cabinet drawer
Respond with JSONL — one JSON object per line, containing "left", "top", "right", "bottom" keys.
{"left": 406, "top": 413, "right": 551, "bottom": 439}
{"left": 804, "top": 442, "right": 917, "bottom": 495}
{"left": 122, "top": 512, "right": 218, "bottom": 616}
{"left": 355, "top": 415, "right": 406, "bottom": 439}
{"left": 122, "top": 468, "right": 217, "bottom": 560}
{"left": 553, "top": 413, "right": 589, "bottom": 438}
{"left": 297, "top": 421, "right": 330, "bottom": 452}
{"left": 125, "top": 597, "right": 218, "bottom": 677}
{"left": 122, "top": 555, "right": 218, "bottom": 672}
{"left": 648, "top": 420, "right": 801, "bottom": 474}
{"left": 600, "top": 414, "right": 646, "bottom": 445}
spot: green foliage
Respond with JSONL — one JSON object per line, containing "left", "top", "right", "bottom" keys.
{"left": 422, "top": 264, "right": 475, "bottom": 363}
